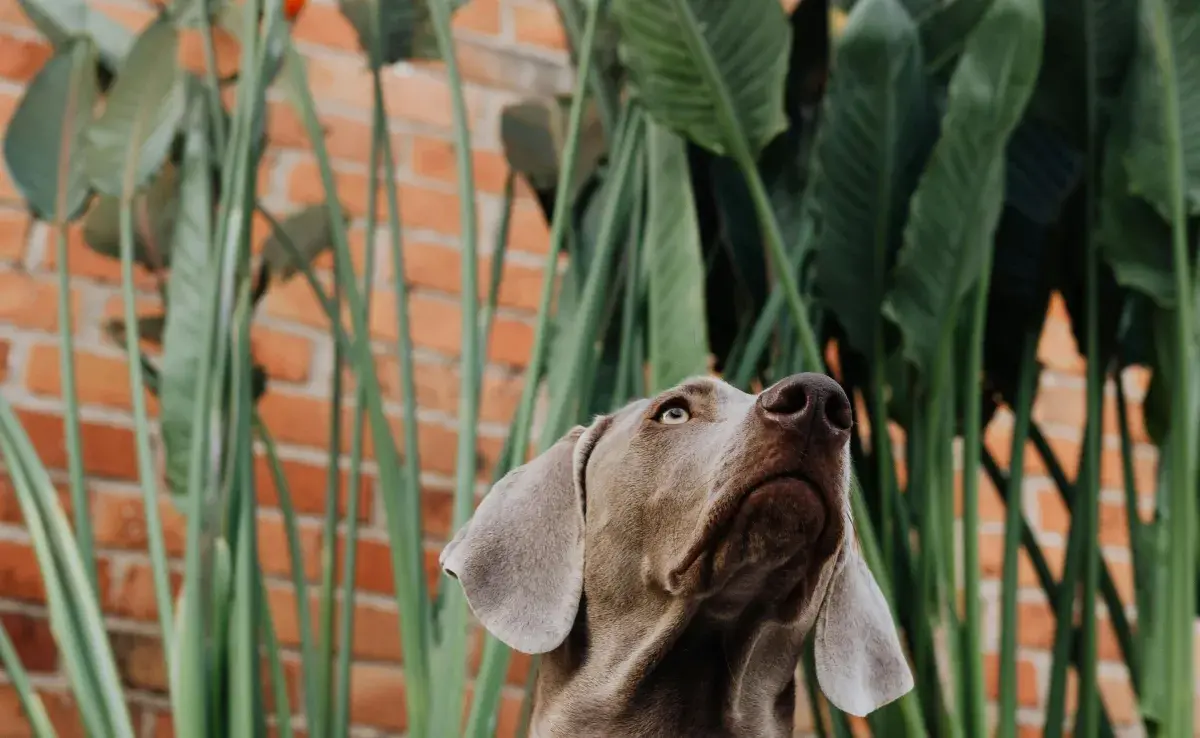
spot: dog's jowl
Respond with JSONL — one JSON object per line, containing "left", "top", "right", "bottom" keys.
{"left": 441, "top": 374, "right": 913, "bottom": 738}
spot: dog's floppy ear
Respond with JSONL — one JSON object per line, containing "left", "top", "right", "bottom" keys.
{"left": 814, "top": 536, "right": 913, "bottom": 716}
{"left": 440, "top": 424, "right": 593, "bottom": 654}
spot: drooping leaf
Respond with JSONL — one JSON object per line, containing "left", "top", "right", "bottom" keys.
{"left": 612, "top": 0, "right": 792, "bottom": 158}
{"left": 82, "top": 164, "right": 180, "bottom": 269}
{"left": 500, "top": 96, "right": 607, "bottom": 199}
{"left": 16, "top": 0, "right": 133, "bottom": 79}
{"left": 3, "top": 39, "right": 98, "bottom": 223}
{"left": 881, "top": 0, "right": 1044, "bottom": 375}
{"left": 104, "top": 314, "right": 167, "bottom": 347}
{"left": 260, "top": 205, "right": 340, "bottom": 282}
{"left": 338, "top": 0, "right": 466, "bottom": 67}
{"left": 160, "top": 98, "right": 213, "bottom": 500}
{"left": 644, "top": 120, "right": 710, "bottom": 391}
{"left": 85, "top": 17, "right": 185, "bottom": 198}
{"left": 811, "top": 0, "right": 927, "bottom": 357}
{"left": 1124, "top": 0, "right": 1200, "bottom": 219}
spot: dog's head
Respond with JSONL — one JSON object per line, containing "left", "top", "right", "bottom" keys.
{"left": 440, "top": 373, "right": 913, "bottom": 717}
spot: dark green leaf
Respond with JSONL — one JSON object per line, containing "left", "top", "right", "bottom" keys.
{"left": 85, "top": 17, "right": 185, "bottom": 197}
{"left": 260, "top": 205, "right": 340, "bottom": 282}
{"left": 881, "top": 0, "right": 1044, "bottom": 374}
{"left": 1124, "top": 0, "right": 1200, "bottom": 218}
{"left": 644, "top": 120, "right": 710, "bottom": 391}
{"left": 3, "top": 39, "right": 98, "bottom": 223}
{"left": 160, "top": 98, "right": 213, "bottom": 499}
{"left": 811, "top": 0, "right": 927, "bottom": 357}
{"left": 82, "top": 164, "right": 179, "bottom": 269}
{"left": 612, "top": 0, "right": 791, "bottom": 157}
{"left": 500, "top": 96, "right": 606, "bottom": 197}
{"left": 338, "top": 0, "right": 466, "bottom": 66}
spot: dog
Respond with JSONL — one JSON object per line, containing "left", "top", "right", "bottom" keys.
{"left": 440, "top": 373, "right": 913, "bottom": 737}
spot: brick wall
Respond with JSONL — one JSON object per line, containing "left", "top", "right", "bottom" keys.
{"left": 0, "top": 1, "right": 1196, "bottom": 736}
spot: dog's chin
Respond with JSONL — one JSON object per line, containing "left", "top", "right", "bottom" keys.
{"left": 710, "top": 477, "right": 827, "bottom": 578}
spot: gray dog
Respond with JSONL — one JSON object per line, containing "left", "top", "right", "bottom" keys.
{"left": 441, "top": 373, "right": 914, "bottom": 737}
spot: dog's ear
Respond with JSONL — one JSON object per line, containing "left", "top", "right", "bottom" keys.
{"left": 440, "top": 424, "right": 593, "bottom": 654}
{"left": 814, "top": 537, "right": 913, "bottom": 716}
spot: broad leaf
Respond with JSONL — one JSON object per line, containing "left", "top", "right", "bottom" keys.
{"left": 612, "top": 0, "right": 791, "bottom": 157}
{"left": 338, "top": 0, "right": 466, "bottom": 66}
{"left": 500, "top": 97, "right": 606, "bottom": 198}
{"left": 3, "top": 39, "right": 98, "bottom": 223}
{"left": 104, "top": 314, "right": 167, "bottom": 347}
{"left": 812, "top": 0, "right": 927, "bottom": 357}
{"left": 82, "top": 164, "right": 180, "bottom": 269}
{"left": 644, "top": 121, "right": 710, "bottom": 391}
{"left": 260, "top": 205, "right": 340, "bottom": 281}
{"left": 881, "top": 0, "right": 1044, "bottom": 375}
{"left": 16, "top": 0, "right": 133, "bottom": 75}
{"left": 160, "top": 98, "right": 213, "bottom": 500}
{"left": 1124, "top": 0, "right": 1200, "bottom": 219}
{"left": 85, "top": 17, "right": 185, "bottom": 198}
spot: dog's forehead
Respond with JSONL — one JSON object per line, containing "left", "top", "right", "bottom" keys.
{"left": 606, "top": 376, "right": 754, "bottom": 428}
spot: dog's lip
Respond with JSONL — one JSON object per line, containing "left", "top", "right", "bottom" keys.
{"left": 666, "top": 469, "right": 825, "bottom": 591}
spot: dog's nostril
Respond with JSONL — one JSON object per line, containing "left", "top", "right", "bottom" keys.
{"left": 823, "top": 390, "right": 853, "bottom": 431}
{"left": 761, "top": 381, "right": 808, "bottom": 417}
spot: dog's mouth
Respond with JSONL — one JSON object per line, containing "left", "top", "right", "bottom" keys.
{"left": 665, "top": 470, "right": 829, "bottom": 593}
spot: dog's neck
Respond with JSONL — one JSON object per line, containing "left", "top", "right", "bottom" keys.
{"left": 529, "top": 582, "right": 815, "bottom": 738}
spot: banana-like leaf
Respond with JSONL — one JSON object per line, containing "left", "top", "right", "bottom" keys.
{"left": 645, "top": 120, "right": 710, "bottom": 391}
{"left": 4, "top": 39, "right": 98, "bottom": 223}
{"left": 338, "top": 0, "right": 465, "bottom": 67}
{"left": 812, "top": 0, "right": 927, "bottom": 357}
{"left": 85, "top": 17, "right": 185, "bottom": 198}
{"left": 1096, "top": 110, "right": 1179, "bottom": 308}
{"left": 16, "top": 0, "right": 133, "bottom": 76}
{"left": 881, "top": 0, "right": 1044, "bottom": 375}
{"left": 260, "top": 205, "right": 341, "bottom": 282}
{"left": 160, "top": 99, "right": 213, "bottom": 501}
{"left": 82, "top": 164, "right": 180, "bottom": 269}
{"left": 1124, "top": 0, "right": 1200, "bottom": 219}
{"left": 612, "top": 0, "right": 791, "bottom": 158}
{"left": 501, "top": 96, "right": 607, "bottom": 198}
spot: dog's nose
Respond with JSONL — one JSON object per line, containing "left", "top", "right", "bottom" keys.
{"left": 758, "top": 373, "right": 852, "bottom": 437}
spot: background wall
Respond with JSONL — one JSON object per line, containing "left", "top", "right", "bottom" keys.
{"left": 0, "top": 0, "right": 1194, "bottom": 735}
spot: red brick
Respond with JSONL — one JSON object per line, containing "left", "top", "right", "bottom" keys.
{"left": 507, "top": 202, "right": 551, "bottom": 254}
{"left": 979, "top": 530, "right": 1064, "bottom": 588}
{"left": 983, "top": 652, "right": 1040, "bottom": 707}
{"left": 266, "top": 101, "right": 407, "bottom": 164}
{"left": 370, "top": 291, "right": 534, "bottom": 366}
{"left": 373, "top": 354, "right": 525, "bottom": 425}
{"left": 0, "top": 539, "right": 110, "bottom": 605}
{"left": 14, "top": 408, "right": 140, "bottom": 480}
{"left": 952, "top": 467, "right": 1007, "bottom": 523}
{"left": 349, "top": 662, "right": 407, "bottom": 731}
{"left": 257, "top": 514, "right": 323, "bottom": 582}
{"left": 0, "top": 611, "right": 57, "bottom": 671}
{"left": 91, "top": 491, "right": 187, "bottom": 557}
{"left": 386, "top": 239, "right": 544, "bottom": 312}
{"left": 1039, "top": 298, "right": 1085, "bottom": 376}
{"left": 178, "top": 26, "right": 240, "bottom": 79}
{"left": 410, "top": 135, "right": 511, "bottom": 194}
{"left": 0, "top": 475, "right": 72, "bottom": 526}
{"left": 0, "top": 33, "right": 52, "bottom": 82}
{"left": 0, "top": 686, "right": 89, "bottom": 737}
{"left": 513, "top": 4, "right": 568, "bottom": 51}
{"left": 111, "top": 632, "right": 168, "bottom": 691}
{"left": 260, "top": 269, "right": 335, "bottom": 330}
{"left": 290, "top": 2, "right": 360, "bottom": 52}
{"left": 0, "top": 271, "right": 78, "bottom": 332}
{"left": 25, "top": 344, "right": 160, "bottom": 415}
{"left": 251, "top": 326, "right": 313, "bottom": 383}
{"left": 267, "top": 584, "right": 403, "bottom": 662}
{"left": 0, "top": 339, "right": 8, "bottom": 383}
{"left": 42, "top": 223, "right": 157, "bottom": 289}
{"left": 0, "top": 209, "right": 29, "bottom": 262}
{"left": 253, "top": 454, "right": 372, "bottom": 521}
{"left": 453, "top": 0, "right": 501, "bottom": 35}
{"left": 104, "top": 562, "right": 182, "bottom": 622}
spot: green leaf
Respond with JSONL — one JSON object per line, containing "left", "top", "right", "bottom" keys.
{"left": 82, "top": 164, "right": 180, "bottom": 269}
{"left": 812, "top": 0, "right": 926, "bottom": 357}
{"left": 160, "top": 98, "right": 213, "bottom": 500}
{"left": 881, "top": 0, "right": 1044, "bottom": 375}
{"left": 612, "top": 0, "right": 791, "bottom": 157}
{"left": 16, "top": 0, "right": 133, "bottom": 75}
{"left": 85, "top": 17, "right": 185, "bottom": 198}
{"left": 500, "top": 96, "right": 607, "bottom": 197}
{"left": 338, "top": 0, "right": 466, "bottom": 66}
{"left": 260, "top": 205, "right": 341, "bottom": 282}
{"left": 1124, "top": 0, "right": 1200, "bottom": 219}
{"left": 645, "top": 120, "right": 710, "bottom": 391}
{"left": 3, "top": 39, "right": 98, "bottom": 223}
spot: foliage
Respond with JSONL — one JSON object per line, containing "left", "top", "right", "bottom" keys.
{"left": 0, "top": 0, "right": 1196, "bottom": 736}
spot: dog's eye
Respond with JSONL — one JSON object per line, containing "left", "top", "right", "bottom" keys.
{"left": 655, "top": 404, "right": 691, "bottom": 425}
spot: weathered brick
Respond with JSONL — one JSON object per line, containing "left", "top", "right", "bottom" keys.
{"left": 42, "top": 223, "right": 157, "bottom": 289}
{"left": 0, "top": 209, "right": 28, "bottom": 263}
{"left": 0, "top": 271, "right": 78, "bottom": 332}
{"left": 0, "top": 33, "right": 52, "bottom": 83}
{"left": 513, "top": 4, "right": 569, "bottom": 51}
{"left": 25, "top": 344, "right": 161, "bottom": 415}
{"left": 411, "top": 134, "right": 512, "bottom": 194}
{"left": 0, "top": 611, "right": 57, "bottom": 671}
